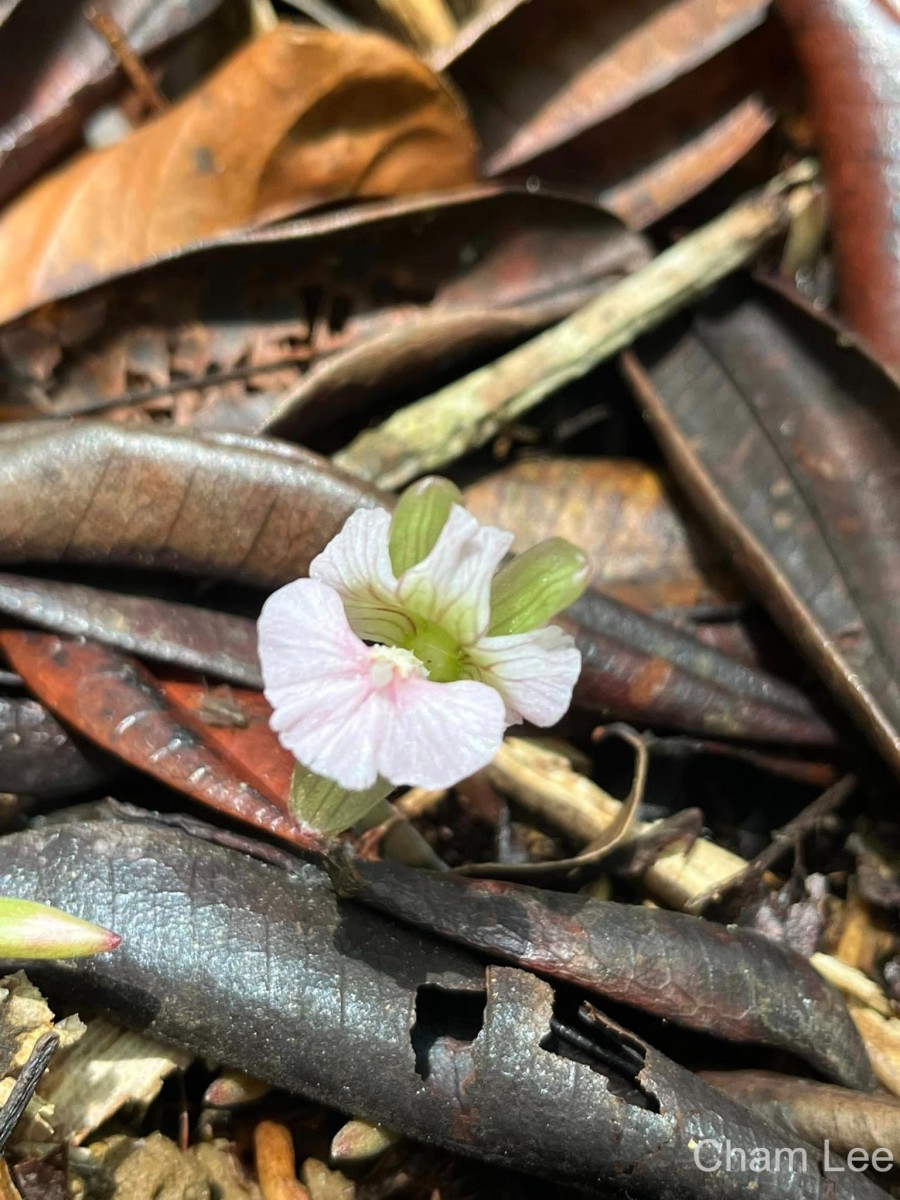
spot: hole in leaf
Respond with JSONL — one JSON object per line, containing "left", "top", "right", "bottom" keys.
{"left": 410, "top": 983, "right": 486, "bottom": 1080}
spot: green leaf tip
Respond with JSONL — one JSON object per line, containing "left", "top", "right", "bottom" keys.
{"left": 0, "top": 896, "right": 121, "bottom": 959}
{"left": 488, "top": 537, "right": 589, "bottom": 635}
{"left": 389, "top": 476, "right": 463, "bottom": 575}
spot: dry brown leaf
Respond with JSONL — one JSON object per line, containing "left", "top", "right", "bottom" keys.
{"left": 464, "top": 457, "right": 742, "bottom": 611}
{"left": 40, "top": 1019, "right": 191, "bottom": 1146}
{"left": 0, "top": 23, "right": 477, "bottom": 324}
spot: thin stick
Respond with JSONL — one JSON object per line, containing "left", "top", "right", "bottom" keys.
{"left": 85, "top": 5, "right": 166, "bottom": 115}
{"left": 335, "top": 161, "right": 819, "bottom": 489}
{"left": 0, "top": 1032, "right": 59, "bottom": 1155}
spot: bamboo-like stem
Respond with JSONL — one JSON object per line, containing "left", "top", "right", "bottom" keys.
{"left": 335, "top": 161, "right": 819, "bottom": 490}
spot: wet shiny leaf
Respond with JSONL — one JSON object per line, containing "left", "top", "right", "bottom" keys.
{"left": 0, "top": 817, "right": 885, "bottom": 1198}
{"left": 0, "top": 423, "right": 381, "bottom": 589}
{"left": 339, "top": 856, "right": 876, "bottom": 1090}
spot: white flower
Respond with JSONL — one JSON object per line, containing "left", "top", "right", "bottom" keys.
{"left": 258, "top": 500, "right": 584, "bottom": 794}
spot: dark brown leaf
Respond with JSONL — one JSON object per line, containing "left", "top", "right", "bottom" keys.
{"left": 439, "top": 1, "right": 779, "bottom": 226}
{"left": 0, "top": 24, "right": 478, "bottom": 324}
{"left": 0, "top": 574, "right": 261, "bottom": 687}
{"left": 0, "top": 423, "right": 382, "bottom": 589}
{"left": 777, "top": 0, "right": 900, "bottom": 371}
{"left": 0, "top": 817, "right": 887, "bottom": 1198}
{"left": 0, "top": 632, "right": 324, "bottom": 855}
{"left": 623, "top": 278, "right": 900, "bottom": 777}
{"left": 565, "top": 587, "right": 838, "bottom": 747}
{"left": 0, "top": 0, "right": 224, "bottom": 207}
{"left": 0, "top": 189, "right": 648, "bottom": 433}
{"left": 337, "top": 856, "right": 876, "bottom": 1090}
{"left": 0, "top": 692, "right": 118, "bottom": 799}
{"left": 701, "top": 1069, "right": 900, "bottom": 1160}
{"left": 440, "top": 0, "right": 768, "bottom": 173}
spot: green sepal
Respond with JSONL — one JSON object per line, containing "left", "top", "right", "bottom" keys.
{"left": 389, "top": 476, "right": 463, "bottom": 575}
{"left": 0, "top": 896, "right": 120, "bottom": 959}
{"left": 488, "top": 538, "right": 589, "bottom": 635}
{"left": 290, "top": 764, "right": 392, "bottom": 833}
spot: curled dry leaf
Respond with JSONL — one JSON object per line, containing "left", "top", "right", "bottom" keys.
{"left": 623, "top": 278, "right": 900, "bottom": 779}
{"left": 701, "top": 1070, "right": 900, "bottom": 1161}
{"left": 0, "top": 189, "right": 647, "bottom": 432}
{"left": 776, "top": 0, "right": 900, "bottom": 372}
{"left": 337, "top": 857, "right": 875, "bottom": 1090}
{"left": 464, "top": 457, "right": 741, "bottom": 612}
{"left": 0, "top": 23, "right": 478, "bottom": 324}
{"left": 0, "top": 0, "right": 225, "bottom": 207}
{"left": 0, "top": 692, "right": 118, "bottom": 798}
{"left": 439, "top": 0, "right": 779, "bottom": 226}
{"left": 0, "top": 423, "right": 382, "bottom": 589}
{"left": 0, "top": 632, "right": 324, "bottom": 856}
{"left": 0, "top": 819, "right": 887, "bottom": 1199}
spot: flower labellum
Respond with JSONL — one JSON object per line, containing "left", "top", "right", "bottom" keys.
{"left": 258, "top": 478, "right": 588, "bottom": 831}
{"left": 0, "top": 896, "right": 121, "bottom": 959}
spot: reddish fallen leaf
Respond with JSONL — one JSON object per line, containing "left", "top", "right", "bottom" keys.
{"left": 337, "top": 856, "right": 876, "bottom": 1090}
{"left": 158, "top": 677, "right": 291, "bottom": 807}
{"left": 777, "top": 0, "right": 900, "bottom": 371}
{"left": 0, "top": 0, "right": 224, "bottom": 207}
{"left": 0, "top": 423, "right": 382, "bottom": 589}
{"left": 0, "top": 632, "right": 324, "bottom": 856}
{"left": 0, "top": 24, "right": 478, "bottom": 323}
{"left": 464, "top": 458, "right": 741, "bottom": 613}
{"left": 624, "top": 277, "right": 900, "bottom": 778}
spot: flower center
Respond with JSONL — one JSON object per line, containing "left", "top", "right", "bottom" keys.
{"left": 368, "top": 644, "right": 426, "bottom": 689}
{"left": 400, "top": 617, "right": 463, "bottom": 683}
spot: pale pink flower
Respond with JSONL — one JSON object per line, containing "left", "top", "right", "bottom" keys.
{"left": 258, "top": 505, "right": 582, "bottom": 792}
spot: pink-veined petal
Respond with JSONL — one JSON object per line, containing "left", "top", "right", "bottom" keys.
{"left": 375, "top": 677, "right": 505, "bottom": 789}
{"left": 464, "top": 625, "right": 581, "bottom": 726}
{"left": 259, "top": 578, "right": 383, "bottom": 789}
{"left": 397, "top": 505, "right": 513, "bottom": 645}
{"left": 310, "top": 507, "right": 412, "bottom": 645}
{"left": 259, "top": 578, "right": 506, "bottom": 791}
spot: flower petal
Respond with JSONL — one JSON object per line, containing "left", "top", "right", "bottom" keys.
{"left": 397, "top": 505, "right": 513, "bottom": 645}
{"left": 464, "top": 625, "right": 582, "bottom": 726}
{"left": 259, "top": 578, "right": 382, "bottom": 789}
{"left": 375, "top": 677, "right": 505, "bottom": 789}
{"left": 259, "top": 578, "right": 506, "bottom": 791}
{"left": 310, "top": 507, "right": 412, "bottom": 645}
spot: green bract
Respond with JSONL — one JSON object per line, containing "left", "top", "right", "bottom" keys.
{"left": 488, "top": 537, "right": 590, "bottom": 635}
{"left": 388, "top": 476, "right": 463, "bottom": 575}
